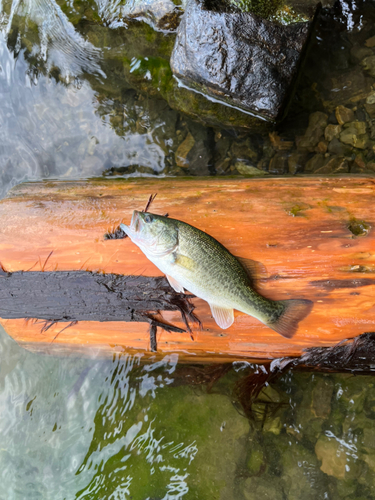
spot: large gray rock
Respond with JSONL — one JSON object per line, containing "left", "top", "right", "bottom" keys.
{"left": 171, "top": 0, "right": 314, "bottom": 122}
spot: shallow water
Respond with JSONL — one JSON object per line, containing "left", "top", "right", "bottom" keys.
{"left": 2, "top": 323, "right": 375, "bottom": 500}
{"left": 1, "top": 0, "right": 375, "bottom": 498}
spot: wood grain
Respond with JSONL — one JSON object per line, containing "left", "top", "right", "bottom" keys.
{"left": 1, "top": 176, "right": 375, "bottom": 362}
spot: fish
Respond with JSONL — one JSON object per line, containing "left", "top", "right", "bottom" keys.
{"left": 120, "top": 211, "right": 313, "bottom": 337}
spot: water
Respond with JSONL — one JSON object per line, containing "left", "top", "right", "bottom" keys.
{"left": 1, "top": 0, "right": 375, "bottom": 498}
{"left": 2, "top": 324, "right": 375, "bottom": 499}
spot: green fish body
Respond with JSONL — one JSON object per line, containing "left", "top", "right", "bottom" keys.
{"left": 121, "top": 211, "right": 312, "bottom": 337}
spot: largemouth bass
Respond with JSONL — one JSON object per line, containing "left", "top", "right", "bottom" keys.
{"left": 120, "top": 211, "right": 312, "bottom": 337}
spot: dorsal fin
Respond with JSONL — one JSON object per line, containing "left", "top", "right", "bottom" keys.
{"left": 235, "top": 257, "right": 268, "bottom": 285}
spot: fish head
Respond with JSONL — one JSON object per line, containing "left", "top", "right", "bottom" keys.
{"left": 120, "top": 211, "right": 178, "bottom": 257}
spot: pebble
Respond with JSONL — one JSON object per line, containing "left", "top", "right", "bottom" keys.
{"left": 335, "top": 105, "right": 354, "bottom": 125}
{"left": 324, "top": 124, "right": 341, "bottom": 142}
{"left": 365, "top": 36, "right": 375, "bottom": 48}
{"left": 296, "top": 112, "right": 328, "bottom": 151}
{"left": 175, "top": 132, "right": 195, "bottom": 168}
{"left": 361, "top": 55, "right": 375, "bottom": 78}
{"left": 340, "top": 122, "right": 368, "bottom": 149}
{"left": 314, "top": 157, "right": 349, "bottom": 174}
{"left": 304, "top": 154, "right": 325, "bottom": 173}
{"left": 234, "top": 162, "right": 267, "bottom": 176}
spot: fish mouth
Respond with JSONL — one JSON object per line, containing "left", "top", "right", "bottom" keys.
{"left": 120, "top": 210, "right": 142, "bottom": 238}
{"left": 130, "top": 210, "right": 142, "bottom": 232}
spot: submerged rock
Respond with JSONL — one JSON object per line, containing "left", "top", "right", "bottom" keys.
{"left": 120, "top": 0, "right": 185, "bottom": 31}
{"left": 340, "top": 121, "right": 369, "bottom": 149}
{"left": 235, "top": 162, "right": 267, "bottom": 176}
{"left": 296, "top": 111, "right": 328, "bottom": 151}
{"left": 335, "top": 105, "right": 355, "bottom": 125}
{"left": 171, "top": 0, "right": 315, "bottom": 127}
{"left": 324, "top": 124, "right": 341, "bottom": 142}
{"left": 361, "top": 55, "right": 375, "bottom": 78}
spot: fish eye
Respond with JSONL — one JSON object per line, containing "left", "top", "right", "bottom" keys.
{"left": 144, "top": 214, "right": 152, "bottom": 223}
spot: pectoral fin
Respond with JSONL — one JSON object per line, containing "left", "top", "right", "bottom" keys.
{"left": 166, "top": 274, "right": 185, "bottom": 293}
{"left": 209, "top": 303, "right": 234, "bottom": 329}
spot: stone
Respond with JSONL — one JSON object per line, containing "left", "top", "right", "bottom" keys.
{"left": 351, "top": 153, "right": 366, "bottom": 173}
{"left": 176, "top": 132, "right": 195, "bottom": 167}
{"left": 234, "top": 162, "right": 267, "bottom": 176}
{"left": 227, "top": 0, "right": 320, "bottom": 21}
{"left": 365, "top": 36, "right": 375, "bottom": 48}
{"left": 175, "top": 123, "right": 212, "bottom": 175}
{"left": 327, "top": 138, "right": 353, "bottom": 157}
{"left": 314, "top": 157, "right": 349, "bottom": 174}
{"left": 365, "top": 102, "right": 375, "bottom": 119}
{"left": 243, "top": 477, "right": 284, "bottom": 500}
{"left": 340, "top": 122, "right": 368, "bottom": 149}
{"left": 363, "top": 427, "right": 375, "bottom": 449}
{"left": 361, "top": 55, "right": 375, "bottom": 78}
{"left": 213, "top": 135, "right": 232, "bottom": 174}
{"left": 315, "top": 435, "right": 361, "bottom": 482}
{"left": 350, "top": 45, "right": 373, "bottom": 63}
{"left": 325, "top": 70, "right": 372, "bottom": 111}
{"left": 304, "top": 153, "right": 325, "bottom": 173}
{"left": 280, "top": 437, "right": 325, "bottom": 500}
{"left": 269, "top": 153, "right": 288, "bottom": 174}
{"left": 288, "top": 151, "right": 308, "bottom": 175}
{"left": 263, "top": 416, "right": 282, "bottom": 435}
{"left": 366, "top": 91, "right": 375, "bottom": 105}
{"left": 171, "top": 0, "right": 312, "bottom": 123}
{"left": 335, "top": 105, "right": 355, "bottom": 125}
{"left": 315, "top": 436, "right": 347, "bottom": 479}
{"left": 296, "top": 112, "right": 328, "bottom": 151}
{"left": 230, "top": 138, "right": 258, "bottom": 163}
{"left": 324, "top": 124, "right": 341, "bottom": 142}
{"left": 315, "top": 140, "right": 328, "bottom": 154}
{"left": 246, "top": 440, "right": 264, "bottom": 475}
{"left": 269, "top": 131, "right": 293, "bottom": 151}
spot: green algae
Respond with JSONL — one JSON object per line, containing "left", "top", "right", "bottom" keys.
{"left": 226, "top": 0, "right": 309, "bottom": 24}
{"left": 348, "top": 218, "right": 371, "bottom": 237}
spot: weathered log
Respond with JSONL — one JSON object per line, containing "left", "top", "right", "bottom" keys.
{"left": 0, "top": 270, "right": 199, "bottom": 350}
{"left": 1, "top": 176, "right": 375, "bottom": 363}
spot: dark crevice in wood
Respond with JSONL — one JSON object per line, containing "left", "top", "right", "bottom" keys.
{"left": 310, "top": 278, "right": 375, "bottom": 289}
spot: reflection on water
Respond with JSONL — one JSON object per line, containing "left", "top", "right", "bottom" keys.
{"left": 0, "top": 30, "right": 176, "bottom": 200}
{"left": 2, "top": 323, "right": 375, "bottom": 499}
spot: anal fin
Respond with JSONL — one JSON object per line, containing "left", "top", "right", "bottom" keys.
{"left": 209, "top": 303, "right": 234, "bottom": 329}
{"left": 166, "top": 274, "right": 185, "bottom": 293}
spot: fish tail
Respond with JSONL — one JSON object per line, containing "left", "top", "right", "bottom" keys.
{"left": 267, "top": 299, "right": 313, "bottom": 338}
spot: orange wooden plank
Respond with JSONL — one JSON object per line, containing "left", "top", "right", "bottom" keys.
{"left": 1, "top": 176, "right": 375, "bottom": 362}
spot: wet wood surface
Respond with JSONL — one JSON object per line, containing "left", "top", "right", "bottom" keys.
{"left": 0, "top": 176, "right": 375, "bottom": 362}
